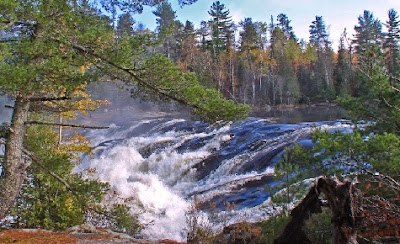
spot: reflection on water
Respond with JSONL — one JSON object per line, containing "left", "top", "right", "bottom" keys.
{"left": 253, "top": 105, "right": 348, "bottom": 124}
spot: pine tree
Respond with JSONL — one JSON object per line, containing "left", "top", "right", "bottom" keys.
{"left": 153, "top": 2, "right": 178, "bottom": 59}
{"left": 353, "top": 11, "right": 383, "bottom": 77}
{"left": 197, "top": 20, "right": 210, "bottom": 51}
{"left": 116, "top": 13, "right": 135, "bottom": 37}
{"left": 277, "top": 13, "right": 296, "bottom": 40}
{"left": 0, "top": 0, "right": 248, "bottom": 222}
{"left": 309, "top": 16, "right": 334, "bottom": 99}
{"left": 239, "top": 18, "right": 262, "bottom": 51}
{"left": 384, "top": 9, "right": 400, "bottom": 84}
{"left": 176, "top": 21, "right": 198, "bottom": 72}
{"left": 270, "top": 27, "right": 300, "bottom": 105}
{"left": 208, "top": 1, "right": 234, "bottom": 57}
{"left": 334, "top": 31, "right": 352, "bottom": 96}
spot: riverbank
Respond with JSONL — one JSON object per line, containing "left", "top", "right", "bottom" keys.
{"left": 0, "top": 224, "right": 183, "bottom": 244}
{"left": 251, "top": 103, "right": 347, "bottom": 124}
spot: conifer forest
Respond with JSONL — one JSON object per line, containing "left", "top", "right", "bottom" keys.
{"left": 0, "top": 1, "right": 399, "bottom": 243}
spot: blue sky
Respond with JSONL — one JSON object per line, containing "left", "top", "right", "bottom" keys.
{"left": 133, "top": 0, "right": 400, "bottom": 48}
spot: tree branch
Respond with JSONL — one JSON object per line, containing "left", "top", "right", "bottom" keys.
{"left": 26, "top": 121, "right": 109, "bottom": 129}
{"left": 382, "top": 96, "right": 400, "bottom": 112}
{"left": 21, "top": 147, "right": 119, "bottom": 221}
{"left": 334, "top": 157, "right": 400, "bottom": 192}
{"left": 357, "top": 67, "right": 400, "bottom": 93}
{"left": 21, "top": 148, "right": 74, "bottom": 192}
{"left": 67, "top": 41, "right": 205, "bottom": 112}
{"left": 28, "top": 96, "right": 71, "bottom": 102}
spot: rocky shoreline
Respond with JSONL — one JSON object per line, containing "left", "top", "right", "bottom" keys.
{"left": 0, "top": 224, "right": 184, "bottom": 244}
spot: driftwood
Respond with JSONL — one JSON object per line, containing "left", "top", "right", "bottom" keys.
{"left": 274, "top": 177, "right": 357, "bottom": 244}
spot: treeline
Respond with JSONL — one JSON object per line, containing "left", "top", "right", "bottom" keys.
{"left": 116, "top": 1, "right": 400, "bottom": 107}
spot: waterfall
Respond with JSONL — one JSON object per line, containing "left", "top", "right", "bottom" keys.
{"left": 77, "top": 116, "right": 352, "bottom": 241}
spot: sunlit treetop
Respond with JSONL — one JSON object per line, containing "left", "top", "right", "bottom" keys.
{"left": 0, "top": 0, "right": 248, "bottom": 122}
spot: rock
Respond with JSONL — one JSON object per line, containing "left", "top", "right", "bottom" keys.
{"left": 65, "top": 224, "right": 147, "bottom": 243}
{"left": 217, "top": 222, "right": 263, "bottom": 244}
{"left": 0, "top": 225, "right": 154, "bottom": 244}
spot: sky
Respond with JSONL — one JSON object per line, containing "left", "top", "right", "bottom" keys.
{"left": 132, "top": 0, "right": 400, "bottom": 49}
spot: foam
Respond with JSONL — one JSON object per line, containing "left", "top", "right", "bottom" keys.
{"left": 80, "top": 118, "right": 353, "bottom": 241}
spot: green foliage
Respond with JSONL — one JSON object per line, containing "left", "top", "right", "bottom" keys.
{"left": 208, "top": 1, "right": 234, "bottom": 55}
{"left": 11, "top": 124, "right": 108, "bottom": 230}
{"left": 256, "top": 214, "right": 291, "bottom": 244}
{"left": 384, "top": 9, "right": 400, "bottom": 79}
{"left": 133, "top": 55, "right": 250, "bottom": 122}
{"left": 0, "top": 0, "right": 114, "bottom": 95}
{"left": 1, "top": 0, "right": 248, "bottom": 232}
{"left": 271, "top": 145, "right": 310, "bottom": 209}
{"left": 309, "top": 129, "right": 400, "bottom": 176}
{"left": 337, "top": 69, "right": 400, "bottom": 134}
{"left": 116, "top": 13, "right": 135, "bottom": 37}
{"left": 110, "top": 204, "right": 142, "bottom": 235}
{"left": 303, "top": 208, "right": 332, "bottom": 244}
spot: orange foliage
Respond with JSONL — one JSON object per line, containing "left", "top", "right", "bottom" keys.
{"left": 0, "top": 230, "right": 77, "bottom": 244}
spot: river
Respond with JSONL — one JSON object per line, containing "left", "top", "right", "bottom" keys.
{"left": 74, "top": 83, "right": 350, "bottom": 241}
{"left": 0, "top": 83, "right": 349, "bottom": 241}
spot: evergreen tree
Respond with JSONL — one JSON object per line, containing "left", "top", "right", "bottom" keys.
{"left": 198, "top": 20, "right": 211, "bottom": 51}
{"left": 238, "top": 18, "right": 269, "bottom": 105}
{"left": 208, "top": 1, "right": 234, "bottom": 57}
{"left": 384, "top": 9, "right": 400, "bottom": 84}
{"left": 0, "top": 0, "right": 248, "bottom": 222}
{"left": 296, "top": 42, "right": 316, "bottom": 102}
{"left": 277, "top": 13, "right": 296, "bottom": 40}
{"left": 153, "top": 2, "right": 176, "bottom": 31}
{"left": 153, "top": 2, "right": 178, "bottom": 59}
{"left": 176, "top": 20, "right": 198, "bottom": 71}
{"left": 353, "top": 10, "right": 383, "bottom": 78}
{"left": 309, "top": 16, "right": 334, "bottom": 99}
{"left": 116, "top": 13, "right": 135, "bottom": 37}
{"left": 183, "top": 20, "right": 195, "bottom": 39}
{"left": 334, "top": 31, "right": 352, "bottom": 96}
{"left": 270, "top": 27, "right": 300, "bottom": 105}
{"left": 239, "top": 18, "right": 261, "bottom": 51}
{"left": 238, "top": 18, "right": 259, "bottom": 104}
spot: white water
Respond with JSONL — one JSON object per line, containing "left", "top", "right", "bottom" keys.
{"left": 78, "top": 120, "right": 233, "bottom": 240}
{"left": 76, "top": 117, "right": 353, "bottom": 241}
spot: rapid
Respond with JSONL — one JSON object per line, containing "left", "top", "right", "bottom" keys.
{"left": 72, "top": 83, "right": 349, "bottom": 241}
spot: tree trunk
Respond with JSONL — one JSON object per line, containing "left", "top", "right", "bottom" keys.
{"left": 230, "top": 54, "right": 235, "bottom": 99}
{"left": 0, "top": 95, "right": 30, "bottom": 220}
{"left": 275, "top": 177, "right": 358, "bottom": 244}
{"left": 252, "top": 73, "right": 256, "bottom": 105}
{"left": 323, "top": 52, "right": 330, "bottom": 88}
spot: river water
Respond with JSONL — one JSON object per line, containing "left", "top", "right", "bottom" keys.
{"left": 74, "top": 83, "right": 350, "bottom": 241}
{"left": 0, "top": 84, "right": 349, "bottom": 241}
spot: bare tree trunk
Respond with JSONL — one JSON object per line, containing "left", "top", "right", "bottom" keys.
{"left": 324, "top": 52, "right": 330, "bottom": 88}
{"left": 230, "top": 54, "right": 235, "bottom": 99}
{"left": 58, "top": 114, "right": 62, "bottom": 147}
{"left": 0, "top": 95, "right": 30, "bottom": 220}
{"left": 272, "top": 78, "right": 276, "bottom": 106}
{"left": 252, "top": 72, "right": 256, "bottom": 105}
{"left": 218, "top": 70, "right": 222, "bottom": 92}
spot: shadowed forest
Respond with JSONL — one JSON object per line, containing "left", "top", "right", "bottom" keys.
{"left": 118, "top": 1, "right": 399, "bottom": 108}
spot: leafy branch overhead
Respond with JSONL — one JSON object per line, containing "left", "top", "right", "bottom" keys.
{"left": 0, "top": 0, "right": 247, "bottom": 226}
